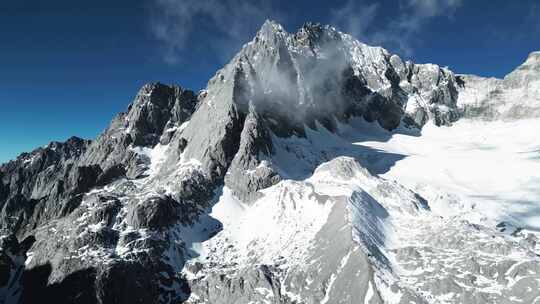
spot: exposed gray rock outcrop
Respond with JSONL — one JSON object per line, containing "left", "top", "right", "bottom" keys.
{"left": 224, "top": 105, "right": 280, "bottom": 203}
{"left": 81, "top": 82, "right": 199, "bottom": 178}
{"left": 0, "top": 82, "right": 200, "bottom": 304}
{"left": 0, "top": 136, "right": 91, "bottom": 237}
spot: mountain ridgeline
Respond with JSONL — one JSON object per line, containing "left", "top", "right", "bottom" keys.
{"left": 1, "top": 21, "right": 539, "bottom": 304}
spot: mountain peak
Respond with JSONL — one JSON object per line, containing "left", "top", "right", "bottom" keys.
{"left": 528, "top": 51, "right": 540, "bottom": 57}
{"left": 257, "top": 19, "right": 287, "bottom": 40}
{"left": 503, "top": 50, "right": 540, "bottom": 88}
{"left": 232, "top": 20, "right": 461, "bottom": 130}
{"left": 261, "top": 19, "right": 283, "bottom": 30}
{"left": 524, "top": 51, "right": 540, "bottom": 67}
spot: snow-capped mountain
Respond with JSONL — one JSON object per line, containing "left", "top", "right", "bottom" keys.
{"left": 458, "top": 51, "right": 540, "bottom": 120}
{"left": 1, "top": 20, "right": 539, "bottom": 304}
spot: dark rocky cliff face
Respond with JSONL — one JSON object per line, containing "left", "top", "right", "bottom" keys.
{"left": 0, "top": 137, "right": 91, "bottom": 237}
{"left": 0, "top": 21, "right": 465, "bottom": 304}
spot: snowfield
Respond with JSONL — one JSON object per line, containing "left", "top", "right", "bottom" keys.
{"left": 358, "top": 118, "right": 540, "bottom": 232}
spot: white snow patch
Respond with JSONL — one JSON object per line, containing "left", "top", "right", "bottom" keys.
{"left": 358, "top": 118, "right": 540, "bottom": 230}
{"left": 364, "top": 280, "right": 374, "bottom": 304}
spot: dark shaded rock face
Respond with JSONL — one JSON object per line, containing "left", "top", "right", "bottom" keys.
{"left": 95, "top": 261, "right": 157, "bottom": 304}
{"left": 20, "top": 264, "right": 96, "bottom": 304}
{"left": 0, "top": 137, "right": 91, "bottom": 237}
{"left": 127, "top": 196, "right": 182, "bottom": 230}
{"left": 0, "top": 233, "right": 35, "bottom": 303}
{"left": 224, "top": 106, "right": 281, "bottom": 203}
{"left": 0, "top": 21, "right": 466, "bottom": 304}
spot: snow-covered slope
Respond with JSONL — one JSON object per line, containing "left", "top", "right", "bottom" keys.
{"left": 353, "top": 119, "right": 540, "bottom": 303}
{"left": 361, "top": 118, "right": 540, "bottom": 231}
{"left": 183, "top": 157, "right": 427, "bottom": 303}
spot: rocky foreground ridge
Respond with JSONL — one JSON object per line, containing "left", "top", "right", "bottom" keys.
{"left": 1, "top": 21, "right": 539, "bottom": 304}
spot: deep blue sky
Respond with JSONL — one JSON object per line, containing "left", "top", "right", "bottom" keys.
{"left": 1, "top": 0, "right": 539, "bottom": 162}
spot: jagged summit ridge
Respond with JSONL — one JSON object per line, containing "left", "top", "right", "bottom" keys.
{"left": 221, "top": 20, "right": 460, "bottom": 130}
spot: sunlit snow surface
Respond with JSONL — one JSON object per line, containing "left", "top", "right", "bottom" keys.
{"left": 357, "top": 118, "right": 540, "bottom": 231}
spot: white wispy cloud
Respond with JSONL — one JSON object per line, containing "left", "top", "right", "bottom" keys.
{"left": 332, "top": 0, "right": 463, "bottom": 56}
{"left": 329, "top": 0, "right": 380, "bottom": 42}
{"left": 406, "top": 0, "right": 462, "bottom": 18}
{"left": 149, "top": 0, "right": 280, "bottom": 64}
{"left": 150, "top": 0, "right": 463, "bottom": 64}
